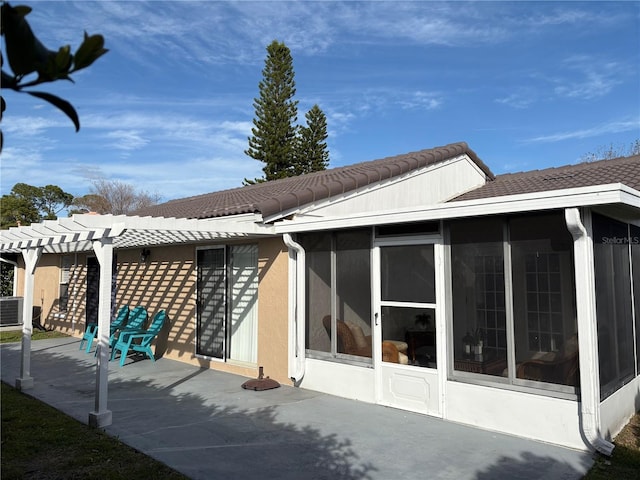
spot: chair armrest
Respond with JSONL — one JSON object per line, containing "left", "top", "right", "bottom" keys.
{"left": 117, "top": 328, "right": 146, "bottom": 342}
{"left": 519, "top": 358, "right": 552, "bottom": 367}
{"left": 123, "top": 333, "right": 151, "bottom": 342}
{"left": 516, "top": 359, "right": 557, "bottom": 379}
{"left": 85, "top": 323, "right": 98, "bottom": 335}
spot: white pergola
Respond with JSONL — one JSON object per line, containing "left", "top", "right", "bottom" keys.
{"left": 0, "top": 213, "right": 274, "bottom": 427}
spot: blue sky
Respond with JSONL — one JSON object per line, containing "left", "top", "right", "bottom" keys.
{"left": 2, "top": 1, "right": 639, "bottom": 203}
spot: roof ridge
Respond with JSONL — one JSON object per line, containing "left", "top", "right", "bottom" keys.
{"left": 135, "top": 141, "right": 491, "bottom": 219}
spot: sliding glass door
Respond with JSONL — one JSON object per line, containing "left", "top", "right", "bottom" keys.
{"left": 197, "top": 248, "right": 226, "bottom": 359}
{"left": 196, "top": 245, "right": 258, "bottom": 364}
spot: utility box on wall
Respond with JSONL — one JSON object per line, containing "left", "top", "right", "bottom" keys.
{"left": 0, "top": 297, "right": 24, "bottom": 326}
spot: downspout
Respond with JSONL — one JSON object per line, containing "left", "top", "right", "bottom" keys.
{"left": 283, "top": 233, "right": 306, "bottom": 384}
{"left": 565, "top": 208, "right": 615, "bottom": 456}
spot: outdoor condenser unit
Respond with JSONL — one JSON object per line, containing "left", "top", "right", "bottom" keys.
{"left": 0, "top": 297, "right": 24, "bottom": 326}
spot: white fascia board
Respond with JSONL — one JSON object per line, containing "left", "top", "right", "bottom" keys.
{"left": 191, "top": 214, "right": 272, "bottom": 235}
{"left": 73, "top": 213, "right": 272, "bottom": 236}
{"left": 274, "top": 183, "right": 640, "bottom": 233}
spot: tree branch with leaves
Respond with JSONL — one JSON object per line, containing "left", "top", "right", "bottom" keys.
{"left": 0, "top": 2, "right": 108, "bottom": 150}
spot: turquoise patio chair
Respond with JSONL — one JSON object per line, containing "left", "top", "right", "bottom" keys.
{"left": 79, "top": 305, "right": 129, "bottom": 353}
{"left": 110, "top": 310, "right": 166, "bottom": 367}
{"left": 107, "top": 305, "right": 148, "bottom": 350}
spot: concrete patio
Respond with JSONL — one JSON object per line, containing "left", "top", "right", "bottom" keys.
{"left": 1, "top": 337, "right": 594, "bottom": 480}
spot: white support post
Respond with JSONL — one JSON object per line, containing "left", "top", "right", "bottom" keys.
{"left": 565, "top": 208, "right": 615, "bottom": 455}
{"left": 88, "top": 238, "right": 113, "bottom": 427}
{"left": 16, "top": 247, "right": 42, "bottom": 390}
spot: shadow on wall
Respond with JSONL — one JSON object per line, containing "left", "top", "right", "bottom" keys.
{"left": 116, "top": 242, "right": 283, "bottom": 366}
{"left": 153, "top": 312, "right": 171, "bottom": 360}
{"left": 117, "top": 254, "right": 196, "bottom": 362}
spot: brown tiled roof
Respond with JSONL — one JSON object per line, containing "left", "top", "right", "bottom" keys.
{"left": 135, "top": 142, "right": 491, "bottom": 220}
{"left": 452, "top": 154, "right": 640, "bottom": 202}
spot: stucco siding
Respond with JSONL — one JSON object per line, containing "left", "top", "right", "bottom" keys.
{"left": 115, "top": 246, "right": 197, "bottom": 366}
{"left": 257, "top": 237, "right": 290, "bottom": 385}
{"left": 27, "top": 239, "right": 290, "bottom": 383}
{"left": 16, "top": 254, "right": 82, "bottom": 333}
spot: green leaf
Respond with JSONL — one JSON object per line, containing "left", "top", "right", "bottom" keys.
{"left": 1, "top": 3, "right": 51, "bottom": 76}
{"left": 54, "top": 45, "right": 72, "bottom": 72}
{"left": 73, "top": 32, "right": 108, "bottom": 71}
{"left": 13, "top": 6, "right": 33, "bottom": 16}
{"left": 25, "top": 91, "right": 80, "bottom": 131}
{"left": 1, "top": 69, "right": 18, "bottom": 89}
{"left": 37, "top": 46, "right": 71, "bottom": 83}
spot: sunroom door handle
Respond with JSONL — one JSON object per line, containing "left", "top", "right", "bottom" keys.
{"left": 374, "top": 312, "right": 379, "bottom": 326}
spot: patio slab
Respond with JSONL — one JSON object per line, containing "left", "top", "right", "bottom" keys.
{"left": 1, "top": 338, "right": 594, "bottom": 480}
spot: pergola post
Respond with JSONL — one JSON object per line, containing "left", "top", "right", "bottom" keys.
{"left": 88, "top": 238, "right": 114, "bottom": 427}
{"left": 16, "top": 247, "right": 42, "bottom": 390}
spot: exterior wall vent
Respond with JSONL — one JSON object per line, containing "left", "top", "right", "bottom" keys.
{"left": 0, "top": 297, "right": 24, "bottom": 326}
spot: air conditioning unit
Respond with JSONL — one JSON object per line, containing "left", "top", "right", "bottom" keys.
{"left": 0, "top": 297, "right": 24, "bottom": 326}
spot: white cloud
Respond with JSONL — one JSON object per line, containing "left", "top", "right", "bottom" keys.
{"left": 1, "top": 146, "right": 90, "bottom": 195}
{"left": 553, "top": 56, "right": 624, "bottom": 100}
{"left": 399, "top": 91, "right": 442, "bottom": 111}
{"left": 2, "top": 115, "right": 63, "bottom": 136}
{"left": 24, "top": 1, "right": 547, "bottom": 73}
{"left": 219, "top": 120, "right": 253, "bottom": 135}
{"left": 104, "top": 130, "right": 149, "bottom": 151}
{"left": 497, "top": 55, "right": 629, "bottom": 108}
{"left": 326, "top": 110, "right": 356, "bottom": 136}
{"left": 495, "top": 92, "right": 535, "bottom": 109}
{"left": 0, "top": 146, "right": 44, "bottom": 171}
{"left": 527, "top": 119, "right": 640, "bottom": 143}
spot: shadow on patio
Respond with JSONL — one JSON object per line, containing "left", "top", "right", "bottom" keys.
{"left": 0, "top": 338, "right": 593, "bottom": 480}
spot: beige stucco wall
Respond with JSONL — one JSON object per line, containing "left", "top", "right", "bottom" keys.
{"left": 20, "top": 237, "right": 291, "bottom": 385}
{"left": 15, "top": 254, "right": 79, "bottom": 330}
{"left": 256, "top": 237, "right": 290, "bottom": 383}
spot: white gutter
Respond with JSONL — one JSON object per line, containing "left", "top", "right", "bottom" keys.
{"left": 283, "top": 233, "right": 306, "bottom": 384}
{"left": 565, "top": 208, "right": 615, "bottom": 456}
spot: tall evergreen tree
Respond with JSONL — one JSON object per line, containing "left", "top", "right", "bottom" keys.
{"left": 245, "top": 40, "right": 298, "bottom": 183}
{"left": 295, "top": 104, "right": 330, "bottom": 175}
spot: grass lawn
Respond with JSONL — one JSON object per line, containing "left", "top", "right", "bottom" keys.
{"left": 1, "top": 382, "right": 189, "bottom": 480}
{"left": 585, "top": 413, "right": 640, "bottom": 479}
{"left": 0, "top": 329, "right": 69, "bottom": 343}
{"left": 1, "top": 329, "right": 188, "bottom": 479}
{"left": 1, "top": 330, "right": 638, "bottom": 479}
